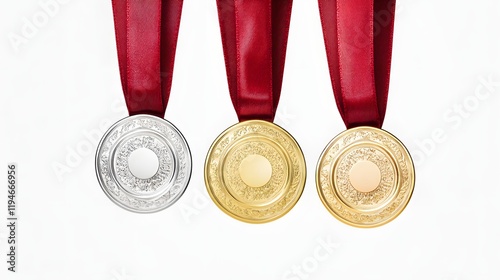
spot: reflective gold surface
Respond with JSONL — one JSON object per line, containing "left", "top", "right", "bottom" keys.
{"left": 316, "top": 126, "right": 415, "bottom": 228}
{"left": 238, "top": 154, "right": 273, "bottom": 188}
{"left": 348, "top": 160, "right": 381, "bottom": 193}
{"left": 205, "top": 120, "right": 306, "bottom": 223}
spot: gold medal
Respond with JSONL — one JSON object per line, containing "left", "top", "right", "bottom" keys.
{"left": 205, "top": 120, "right": 306, "bottom": 223}
{"left": 316, "top": 127, "right": 415, "bottom": 228}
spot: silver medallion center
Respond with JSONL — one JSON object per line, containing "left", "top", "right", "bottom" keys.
{"left": 95, "top": 114, "right": 192, "bottom": 213}
{"left": 128, "top": 148, "right": 159, "bottom": 179}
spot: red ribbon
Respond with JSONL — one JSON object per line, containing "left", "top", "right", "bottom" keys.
{"left": 217, "top": 0, "right": 293, "bottom": 122}
{"left": 319, "top": 0, "right": 395, "bottom": 128}
{"left": 112, "top": 0, "right": 183, "bottom": 118}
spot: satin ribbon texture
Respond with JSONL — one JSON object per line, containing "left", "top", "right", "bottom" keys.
{"left": 112, "top": 0, "right": 183, "bottom": 117}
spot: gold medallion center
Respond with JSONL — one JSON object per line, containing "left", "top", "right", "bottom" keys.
{"left": 348, "top": 160, "right": 381, "bottom": 193}
{"left": 238, "top": 154, "right": 272, "bottom": 187}
{"left": 205, "top": 120, "right": 306, "bottom": 223}
{"left": 316, "top": 126, "right": 415, "bottom": 227}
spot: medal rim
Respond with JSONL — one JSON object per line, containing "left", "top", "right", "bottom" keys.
{"left": 316, "top": 126, "right": 415, "bottom": 228}
{"left": 204, "top": 120, "right": 307, "bottom": 224}
{"left": 95, "top": 114, "right": 192, "bottom": 214}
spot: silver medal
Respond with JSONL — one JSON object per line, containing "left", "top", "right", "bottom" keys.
{"left": 95, "top": 114, "right": 191, "bottom": 213}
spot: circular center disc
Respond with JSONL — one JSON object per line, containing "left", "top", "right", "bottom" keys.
{"left": 238, "top": 154, "right": 272, "bottom": 187}
{"left": 348, "top": 160, "right": 381, "bottom": 193}
{"left": 128, "top": 148, "right": 159, "bottom": 179}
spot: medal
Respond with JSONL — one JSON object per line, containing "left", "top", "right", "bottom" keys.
{"left": 205, "top": 0, "right": 306, "bottom": 223}
{"left": 316, "top": 0, "right": 415, "bottom": 227}
{"left": 95, "top": 0, "right": 191, "bottom": 213}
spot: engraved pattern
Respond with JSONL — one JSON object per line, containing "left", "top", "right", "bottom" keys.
{"left": 96, "top": 115, "right": 191, "bottom": 213}
{"left": 223, "top": 141, "right": 287, "bottom": 204}
{"left": 114, "top": 135, "right": 173, "bottom": 195}
{"left": 205, "top": 120, "right": 306, "bottom": 223}
{"left": 317, "top": 127, "right": 414, "bottom": 227}
{"left": 335, "top": 147, "right": 395, "bottom": 207}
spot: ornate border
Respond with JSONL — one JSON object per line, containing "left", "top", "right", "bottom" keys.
{"left": 205, "top": 120, "right": 306, "bottom": 223}
{"left": 96, "top": 115, "right": 192, "bottom": 213}
{"left": 316, "top": 127, "right": 415, "bottom": 227}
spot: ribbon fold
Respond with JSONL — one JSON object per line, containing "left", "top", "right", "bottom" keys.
{"left": 112, "top": 0, "right": 183, "bottom": 117}
{"left": 217, "top": 0, "right": 293, "bottom": 122}
{"left": 319, "top": 0, "right": 396, "bottom": 128}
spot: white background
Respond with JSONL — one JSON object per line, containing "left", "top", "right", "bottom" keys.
{"left": 1, "top": 0, "right": 500, "bottom": 279}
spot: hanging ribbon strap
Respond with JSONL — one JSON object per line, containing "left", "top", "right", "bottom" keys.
{"left": 319, "top": 0, "right": 395, "bottom": 128}
{"left": 112, "top": 0, "right": 183, "bottom": 117}
{"left": 217, "top": 0, "right": 293, "bottom": 122}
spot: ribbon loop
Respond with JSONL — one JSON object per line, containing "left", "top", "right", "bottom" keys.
{"left": 217, "top": 0, "right": 293, "bottom": 122}
{"left": 319, "top": 0, "right": 395, "bottom": 128}
{"left": 112, "top": 0, "right": 183, "bottom": 118}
